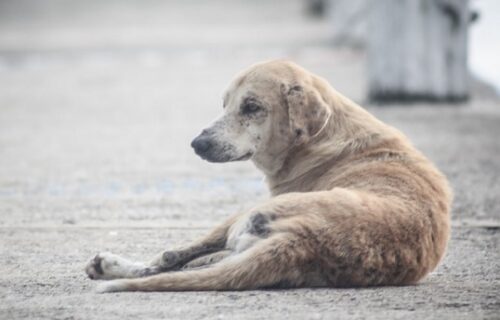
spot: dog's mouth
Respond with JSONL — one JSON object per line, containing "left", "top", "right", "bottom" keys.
{"left": 233, "top": 152, "right": 253, "bottom": 161}
{"left": 198, "top": 151, "right": 253, "bottom": 163}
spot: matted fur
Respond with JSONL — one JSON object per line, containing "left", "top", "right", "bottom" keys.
{"left": 85, "top": 60, "right": 452, "bottom": 292}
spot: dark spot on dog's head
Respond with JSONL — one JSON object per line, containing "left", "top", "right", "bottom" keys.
{"left": 289, "top": 85, "right": 302, "bottom": 93}
{"left": 307, "top": 124, "right": 315, "bottom": 135}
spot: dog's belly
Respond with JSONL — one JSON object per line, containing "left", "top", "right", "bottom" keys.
{"left": 226, "top": 214, "right": 263, "bottom": 253}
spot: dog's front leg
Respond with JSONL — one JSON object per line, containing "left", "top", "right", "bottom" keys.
{"left": 85, "top": 213, "right": 241, "bottom": 280}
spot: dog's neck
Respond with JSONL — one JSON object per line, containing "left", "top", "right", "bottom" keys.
{"left": 261, "top": 94, "right": 398, "bottom": 196}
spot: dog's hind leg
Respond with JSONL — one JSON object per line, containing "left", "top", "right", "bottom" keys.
{"left": 86, "top": 213, "right": 242, "bottom": 280}
{"left": 95, "top": 233, "right": 314, "bottom": 292}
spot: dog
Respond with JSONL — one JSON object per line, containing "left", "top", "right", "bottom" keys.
{"left": 85, "top": 60, "right": 452, "bottom": 292}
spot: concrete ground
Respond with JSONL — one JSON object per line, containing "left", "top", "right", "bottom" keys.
{"left": 0, "top": 1, "right": 499, "bottom": 319}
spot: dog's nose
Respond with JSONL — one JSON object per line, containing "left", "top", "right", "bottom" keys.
{"left": 191, "top": 136, "right": 212, "bottom": 155}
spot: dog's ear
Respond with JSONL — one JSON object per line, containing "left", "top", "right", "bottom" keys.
{"left": 281, "top": 83, "right": 331, "bottom": 145}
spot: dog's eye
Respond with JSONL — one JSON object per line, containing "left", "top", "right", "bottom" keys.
{"left": 242, "top": 102, "right": 262, "bottom": 115}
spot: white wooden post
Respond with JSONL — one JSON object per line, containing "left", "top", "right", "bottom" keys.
{"left": 367, "top": 0, "right": 470, "bottom": 102}
{"left": 327, "top": 0, "right": 369, "bottom": 48}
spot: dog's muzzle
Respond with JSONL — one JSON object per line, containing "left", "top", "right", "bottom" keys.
{"left": 191, "top": 131, "right": 231, "bottom": 162}
{"left": 191, "top": 131, "right": 250, "bottom": 163}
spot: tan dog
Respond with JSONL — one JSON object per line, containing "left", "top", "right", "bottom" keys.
{"left": 85, "top": 60, "right": 452, "bottom": 293}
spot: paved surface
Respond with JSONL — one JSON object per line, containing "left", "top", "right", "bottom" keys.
{"left": 0, "top": 1, "right": 499, "bottom": 319}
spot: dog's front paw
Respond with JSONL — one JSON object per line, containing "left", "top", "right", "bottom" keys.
{"left": 85, "top": 252, "right": 115, "bottom": 280}
{"left": 85, "top": 252, "right": 140, "bottom": 280}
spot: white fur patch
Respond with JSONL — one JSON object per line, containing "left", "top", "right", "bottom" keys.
{"left": 226, "top": 215, "right": 262, "bottom": 253}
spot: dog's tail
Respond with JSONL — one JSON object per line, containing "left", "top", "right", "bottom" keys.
{"left": 96, "top": 234, "right": 307, "bottom": 293}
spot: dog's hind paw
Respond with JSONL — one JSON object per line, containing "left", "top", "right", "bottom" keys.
{"left": 95, "top": 280, "right": 127, "bottom": 293}
{"left": 95, "top": 279, "right": 128, "bottom": 293}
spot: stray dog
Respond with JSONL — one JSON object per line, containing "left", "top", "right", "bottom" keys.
{"left": 85, "top": 60, "right": 452, "bottom": 292}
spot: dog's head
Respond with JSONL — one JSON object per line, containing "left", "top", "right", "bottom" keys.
{"left": 191, "top": 60, "right": 332, "bottom": 174}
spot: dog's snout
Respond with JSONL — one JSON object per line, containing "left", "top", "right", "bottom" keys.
{"left": 191, "top": 135, "right": 212, "bottom": 155}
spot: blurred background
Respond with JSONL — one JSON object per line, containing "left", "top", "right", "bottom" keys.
{"left": 0, "top": 1, "right": 499, "bottom": 318}
{"left": 0, "top": 0, "right": 498, "bottom": 225}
